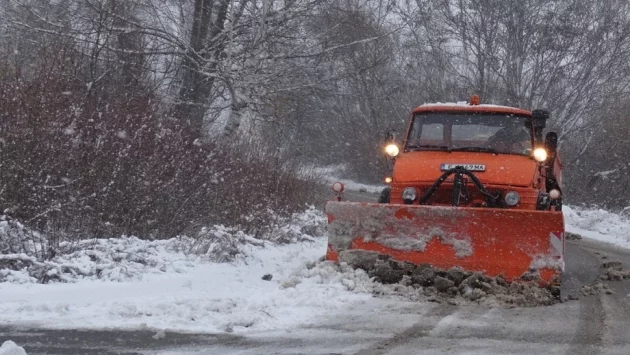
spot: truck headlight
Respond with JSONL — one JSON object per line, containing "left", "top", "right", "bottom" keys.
{"left": 384, "top": 144, "right": 400, "bottom": 157}
{"left": 504, "top": 191, "right": 520, "bottom": 206}
{"left": 533, "top": 147, "right": 547, "bottom": 162}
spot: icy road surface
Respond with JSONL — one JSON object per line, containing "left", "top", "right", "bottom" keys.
{"left": 2, "top": 189, "right": 630, "bottom": 354}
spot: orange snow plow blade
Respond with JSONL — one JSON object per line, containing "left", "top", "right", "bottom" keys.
{"left": 326, "top": 201, "right": 565, "bottom": 286}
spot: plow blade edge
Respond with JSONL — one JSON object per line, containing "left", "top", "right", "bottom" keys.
{"left": 326, "top": 201, "right": 565, "bottom": 285}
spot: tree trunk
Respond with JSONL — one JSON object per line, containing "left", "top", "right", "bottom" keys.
{"left": 172, "top": 0, "right": 214, "bottom": 138}
{"left": 172, "top": 0, "right": 233, "bottom": 140}
{"left": 111, "top": 0, "right": 143, "bottom": 87}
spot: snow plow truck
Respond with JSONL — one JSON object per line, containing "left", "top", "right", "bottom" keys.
{"left": 326, "top": 96, "right": 565, "bottom": 289}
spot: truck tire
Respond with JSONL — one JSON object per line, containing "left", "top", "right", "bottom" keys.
{"left": 378, "top": 187, "right": 391, "bottom": 203}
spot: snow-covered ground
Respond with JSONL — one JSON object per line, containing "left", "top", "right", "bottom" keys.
{"left": 2, "top": 186, "right": 630, "bottom": 336}
{"left": 0, "top": 208, "right": 377, "bottom": 334}
{"left": 0, "top": 341, "right": 27, "bottom": 355}
{"left": 564, "top": 206, "right": 630, "bottom": 249}
{"left": 0, "top": 236, "right": 357, "bottom": 334}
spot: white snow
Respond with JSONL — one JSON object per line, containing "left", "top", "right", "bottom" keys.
{"left": 0, "top": 341, "right": 27, "bottom": 355}
{"left": 0, "top": 237, "right": 197, "bottom": 284}
{"left": 593, "top": 169, "right": 618, "bottom": 178}
{"left": 529, "top": 255, "right": 565, "bottom": 271}
{"left": 0, "top": 237, "right": 377, "bottom": 333}
{"left": 327, "top": 202, "right": 473, "bottom": 257}
{"left": 1, "top": 200, "right": 630, "bottom": 335}
{"left": 564, "top": 206, "right": 630, "bottom": 249}
{"left": 417, "top": 102, "right": 526, "bottom": 110}
{"left": 0, "top": 208, "right": 379, "bottom": 334}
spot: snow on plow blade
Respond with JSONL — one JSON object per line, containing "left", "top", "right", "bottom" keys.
{"left": 326, "top": 201, "right": 565, "bottom": 286}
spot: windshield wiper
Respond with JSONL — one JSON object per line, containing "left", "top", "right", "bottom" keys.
{"left": 407, "top": 144, "right": 449, "bottom": 151}
{"left": 450, "top": 147, "right": 499, "bottom": 153}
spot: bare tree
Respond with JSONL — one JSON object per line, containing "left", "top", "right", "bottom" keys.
{"left": 399, "top": 0, "right": 630, "bottom": 138}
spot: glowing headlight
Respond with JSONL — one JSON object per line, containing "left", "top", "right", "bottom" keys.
{"left": 549, "top": 189, "right": 561, "bottom": 200}
{"left": 533, "top": 147, "right": 548, "bottom": 162}
{"left": 504, "top": 191, "right": 520, "bottom": 206}
{"left": 384, "top": 176, "right": 393, "bottom": 184}
{"left": 384, "top": 144, "right": 400, "bottom": 157}
{"left": 402, "top": 187, "right": 418, "bottom": 203}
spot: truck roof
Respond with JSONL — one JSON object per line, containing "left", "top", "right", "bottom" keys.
{"left": 412, "top": 102, "right": 532, "bottom": 117}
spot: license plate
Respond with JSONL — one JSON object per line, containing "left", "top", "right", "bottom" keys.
{"left": 440, "top": 164, "right": 486, "bottom": 172}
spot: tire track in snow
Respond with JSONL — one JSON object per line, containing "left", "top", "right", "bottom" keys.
{"left": 594, "top": 244, "right": 630, "bottom": 353}
{"left": 567, "top": 294, "right": 605, "bottom": 355}
{"left": 567, "top": 238, "right": 630, "bottom": 355}
{"left": 600, "top": 281, "right": 630, "bottom": 348}
{"left": 352, "top": 304, "right": 456, "bottom": 355}
{"left": 563, "top": 241, "right": 605, "bottom": 355}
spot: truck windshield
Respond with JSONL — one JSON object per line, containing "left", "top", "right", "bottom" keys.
{"left": 406, "top": 112, "right": 533, "bottom": 155}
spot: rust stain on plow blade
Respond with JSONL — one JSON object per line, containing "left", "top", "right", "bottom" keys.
{"left": 325, "top": 201, "right": 565, "bottom": 286}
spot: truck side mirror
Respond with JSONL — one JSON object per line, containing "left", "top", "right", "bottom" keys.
{"left": 531, "top": 109, "right": 549, "bottom": 143}
{"left": 532, "top": 110, "right": 549, "bottom": 128}
{"left": 545, "top": 132, "right": 558, "bottom": 153}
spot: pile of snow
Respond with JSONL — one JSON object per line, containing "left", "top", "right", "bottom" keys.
{"left": 564, "top": 206, "right": 630, "bottom": 249}
{"left": 600, "top": 260, "right": 630, "bottom": 281}
{"left": 267, "top": 206, "right": 326, "bottom": 243}
{"left": 326, "top": 253, "right": 558, "bottom": 307}
{"left": 0, "top": 207, "right": 326, "bottom": 284}
{"left": 0, "top": 218, "right": 46, "bottom": 257}
{"left": 0, "top": 216, "right": 201, "bottom": 284}
{"left": 184, "top": 206, "right": 325, "bottom": 262}
{"left": 0, "top": 237, "right": 195, "bottom": 284}
{"left": 0, "top": 341, "right": 27, "bottom": 355}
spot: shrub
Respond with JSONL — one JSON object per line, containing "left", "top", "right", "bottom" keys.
{"left": 0, "top": 41, "right": 324, "bottom": 249}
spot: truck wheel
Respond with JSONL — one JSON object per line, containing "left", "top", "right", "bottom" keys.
{"left": 550, "top": 286, "right": 561, "bottom": 300}
{"left": 378, "top": 187, "right": 391, "bottom": 203}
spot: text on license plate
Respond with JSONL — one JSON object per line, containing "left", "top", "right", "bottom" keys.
{"left": 440, "top": 164, "right": 486, "bottom": 171}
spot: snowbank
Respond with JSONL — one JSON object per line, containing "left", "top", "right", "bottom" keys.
{"left": 0, "top": 237, "right": 195, "bottom": 284}
{"left": 0, "top": 207, "right": 375, "bottom": 333}
{"left": 0, "top": 207, "right": 325, "bottom": 284}
{"left": 0, "top": 341, "right": 27, "bottom": 355}
{"left": 564, "top": 206, "right": 630, "bottom": 249}
{"left": 0, "top": 237, "right": 376, "bottom": 333}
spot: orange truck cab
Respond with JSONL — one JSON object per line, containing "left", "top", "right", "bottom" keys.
{"left": 381, "top": 98, "right": 563, "bottom": 211}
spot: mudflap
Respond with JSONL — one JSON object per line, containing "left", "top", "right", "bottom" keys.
{"left": 325, "top": 201, "right": 565, "bottom": 286}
